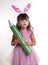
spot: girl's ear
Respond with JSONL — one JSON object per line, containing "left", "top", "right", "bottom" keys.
{"left": 23, "top": 3, "right": 31, "bottom": 12}
{"left": 12, "top": 5, "right": 21, "bottom": 13}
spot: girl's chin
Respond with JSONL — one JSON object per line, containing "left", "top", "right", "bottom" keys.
{"left": 21, "top": 27, "right": 27, "bottom": 29}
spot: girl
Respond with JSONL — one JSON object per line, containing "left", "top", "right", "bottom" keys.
{"left": 9, "top": 13, "right": 39, "bottom": 65}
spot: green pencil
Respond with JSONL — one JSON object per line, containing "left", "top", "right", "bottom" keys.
{"left": 8, "top": 20, "right": 32, "bottom": 55}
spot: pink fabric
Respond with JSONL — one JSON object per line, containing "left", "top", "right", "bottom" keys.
{"left": 23, "top": 3, "right": 31, "bottom": 12}
{"left": 12, "top": 3, "right": 31, "bottom": 13}
{"left": 12, "top": 5, "right": 21, "bottom": 13}
{"left": 7, "top": 29, "right": 39, "bottom": 65}
{"left": 20, "top": 29, "right": 32, "bottom": 42}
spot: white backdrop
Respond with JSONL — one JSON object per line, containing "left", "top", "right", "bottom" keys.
{"left": 0, "top": 0, "right": 48, "bottom": 65}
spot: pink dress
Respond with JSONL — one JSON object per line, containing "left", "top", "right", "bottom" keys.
{"left": 8, "top": 29, "right": 39, "bottom": 65}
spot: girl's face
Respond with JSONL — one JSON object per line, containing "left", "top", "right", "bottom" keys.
{"left": 18, "top": 19, "right": 29, "bottom": 29}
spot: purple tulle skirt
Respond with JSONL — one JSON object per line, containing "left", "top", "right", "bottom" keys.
{"left": 7, "top": 45, "right": 39, "bottom": 65}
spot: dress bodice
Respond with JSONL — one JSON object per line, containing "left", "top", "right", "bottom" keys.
{"left": 20, "top": 29, "right": 32, "bottom": 42}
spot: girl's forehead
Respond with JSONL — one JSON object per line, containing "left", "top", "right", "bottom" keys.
{"left": 20, "top": 18, "right": 29, "bottom": 21}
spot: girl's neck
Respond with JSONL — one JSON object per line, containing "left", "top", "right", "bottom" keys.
{"left": 21, "top": 27, "right": 27, "bottom": 30}
{"left": 19, "top": 27, "right": 27, "bottom": 31}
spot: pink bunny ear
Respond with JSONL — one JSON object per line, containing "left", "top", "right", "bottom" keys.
{"left": 12, "top": 5, "right": 21, "bottom": 13}
{"left": 23, "top": 3, "right": 31, "bottom": 12}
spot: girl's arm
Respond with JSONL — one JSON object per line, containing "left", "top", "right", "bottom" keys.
{"left": 26, "top": 31, "right": 36, "bottom": 46}
{"left": 11, "top": 35, "right": 21, "bottom": 46}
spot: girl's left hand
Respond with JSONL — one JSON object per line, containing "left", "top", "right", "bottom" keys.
{"left": 26, "top": 42, "right": 31, "bottom": 46}
{"left": 26, "top": 42, "right": 35, "bottom": 46}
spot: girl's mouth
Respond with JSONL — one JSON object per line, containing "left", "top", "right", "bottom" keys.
{"left": 24, "top": 24, "right": 26, "bottom": 25}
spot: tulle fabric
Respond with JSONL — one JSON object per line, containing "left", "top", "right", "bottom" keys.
{"left": 7, "top": 45, "right": 39, "bottom": 65}
{"left": 7, "top": 29, "right": 39, "bottom": 65}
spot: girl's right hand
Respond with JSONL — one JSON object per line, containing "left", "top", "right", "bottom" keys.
{"left": 14, "top": 39, "right": 21, "bottom": 44}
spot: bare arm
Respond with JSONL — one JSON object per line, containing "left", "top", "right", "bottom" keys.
{"left": 30, "top": 31, "right": 36, "bottom": 46}
{"left": 11, "top": 35, "right": 21, "bottom": 46}
{"left": 26, "top": 31, "right": 36, "bottom": 46}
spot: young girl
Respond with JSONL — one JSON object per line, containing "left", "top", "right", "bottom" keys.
{"left": 9, "top": 13, "right": 39, "bottom": 65}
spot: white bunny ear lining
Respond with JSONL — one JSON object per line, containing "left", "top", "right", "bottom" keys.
{"left": 12, "top": 3, "right": 31, "bottom": 13}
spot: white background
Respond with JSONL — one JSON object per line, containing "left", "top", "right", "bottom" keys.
{"left": 0, "top": 0, "right": 48, "bottom": 65}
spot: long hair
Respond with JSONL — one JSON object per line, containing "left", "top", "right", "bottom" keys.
{"left": 11, "top": 13, "right": 34, "bottom": 42}
{"left": 16, "top": 13, "right": 33, "bottom": 30}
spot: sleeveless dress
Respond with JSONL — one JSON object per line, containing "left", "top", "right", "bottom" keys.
{"left": 8, "top": 29, "right": 39, "bottom": 65}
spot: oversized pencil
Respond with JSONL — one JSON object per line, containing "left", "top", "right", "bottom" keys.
{"left": 8, "top": 20, "right": 32, "bottom": 55}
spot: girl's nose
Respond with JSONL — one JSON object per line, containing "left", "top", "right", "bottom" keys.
{"left": 23, "top": 20, "right": 26, "bottom": 23}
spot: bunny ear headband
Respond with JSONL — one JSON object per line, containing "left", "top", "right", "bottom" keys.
{"left": 12, "top": 3, "right": 31, "bottom": 13}
{"left": 12, "top": 3, "right": 34, "bottom": 30}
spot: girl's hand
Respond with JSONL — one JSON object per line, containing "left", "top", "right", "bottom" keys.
{"left": 26, "top": 42, "right": 35, "bottom": 46}
{"left": 26, "top": 42, "right": 31, "bottom": 46}
{"left": 14, "top": 39, "right": 21, "bottom": 44}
